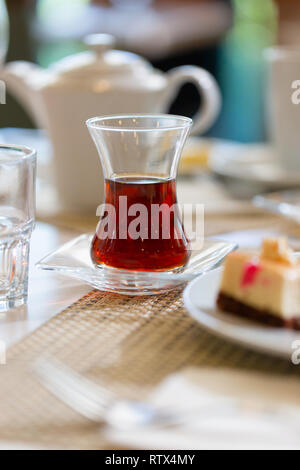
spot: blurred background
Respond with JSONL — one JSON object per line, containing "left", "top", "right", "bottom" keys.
{"left": 2, "top": 0, "right": 295, "bottom": 143}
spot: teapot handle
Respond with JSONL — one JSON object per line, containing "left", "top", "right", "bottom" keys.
{"left": 165, "top": 66, "right": 221, "bottom": 135}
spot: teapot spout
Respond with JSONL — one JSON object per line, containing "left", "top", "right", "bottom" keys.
{"left": 0, "top": 61, "right": 47, "bottom": 128}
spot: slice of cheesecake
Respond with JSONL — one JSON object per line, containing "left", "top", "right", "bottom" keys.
{"left": 217, "top": 238, "right": 300, "bottom": 329}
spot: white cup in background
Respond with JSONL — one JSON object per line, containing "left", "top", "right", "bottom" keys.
{"left": 265, "top": 46, "right": 300, "bottom": 173}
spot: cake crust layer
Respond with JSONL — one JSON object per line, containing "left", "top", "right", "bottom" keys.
{"left": 217, "top": 292, "right": 300, "bottom": 330}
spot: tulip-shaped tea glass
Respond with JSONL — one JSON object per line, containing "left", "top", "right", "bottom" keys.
{"left": 87, "top": 114, "right": 192, "bottom": 272}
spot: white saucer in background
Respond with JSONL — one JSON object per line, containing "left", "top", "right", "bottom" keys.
{"left": 209, "top": 141, "right": 300, "bottom": 197}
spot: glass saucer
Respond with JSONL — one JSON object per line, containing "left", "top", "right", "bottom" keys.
{"left": 253, "top": 190, "right": 300, "bottom": 224}
{"left": 36, "top": 234, "right": 237, "bottom": 295}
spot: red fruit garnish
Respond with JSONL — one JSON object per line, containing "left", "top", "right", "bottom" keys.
{"left": 241, "top": 261, "right": 261, "bottom": 288}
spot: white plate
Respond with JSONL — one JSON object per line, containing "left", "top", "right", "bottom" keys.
{"left": 184, "top": 268, "right": 300, "bottom": 359}
{"left": 210, "top": 141, "right": 300, "bottom": 196}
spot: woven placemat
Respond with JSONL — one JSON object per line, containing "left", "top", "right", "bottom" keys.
{"left": 0, "top": 213, "right": 299, "bottom": 449}
{"left": 1, "top": 284, "right": 300, "bottom": 449}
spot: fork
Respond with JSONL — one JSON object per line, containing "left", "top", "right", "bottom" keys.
{"left": 33, "top": 358, "right": 300, "bottom": 432}
{"left": 33, "top": 358, "right": 241, "bottom": 430}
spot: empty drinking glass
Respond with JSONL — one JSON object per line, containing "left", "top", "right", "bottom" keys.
{"left": 0, "top": 145, "right": 36, "bottom": 310}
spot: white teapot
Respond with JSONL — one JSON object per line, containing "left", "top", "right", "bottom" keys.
{"left": 2, "top": 34, "right": 221, "bottom": 213}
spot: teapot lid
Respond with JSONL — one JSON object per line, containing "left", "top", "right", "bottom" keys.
{"left": 50, "top": 34, "right": 152, "bottom": 81}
